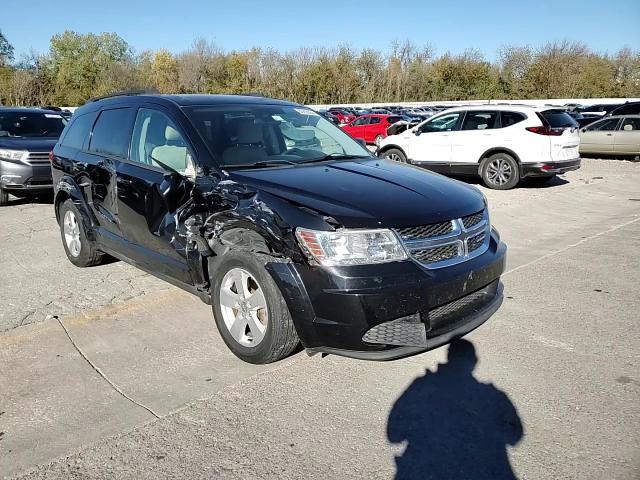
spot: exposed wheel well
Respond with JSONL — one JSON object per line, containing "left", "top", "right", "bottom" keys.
{"left": 54, "top": 191, "right": 70, "bottom": 222}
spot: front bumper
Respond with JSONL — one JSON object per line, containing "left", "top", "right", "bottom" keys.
{"left": 266, "top": 230, "right": 506, "bottom": 360}
{"left": 0, "top": 159, "right": 53, "bottom": 193}
{"left": 521, "top": 158, "right": 581, "bottom": 177}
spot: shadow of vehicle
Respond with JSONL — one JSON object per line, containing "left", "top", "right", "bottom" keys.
{"left": 447, "top": 174, "right": 569, "bottom": 189}
{"left": 387, "top": 339, "right": 523, "bottom": 480}
{"left": 3, "top": 193, "right": 54, "bottom": 207}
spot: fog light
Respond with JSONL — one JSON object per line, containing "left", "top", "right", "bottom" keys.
{"left": 1, "top": 174, "right": 21, "bottom": 183}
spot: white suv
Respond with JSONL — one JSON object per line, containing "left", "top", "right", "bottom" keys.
{"left": 377, "top": 105, "right": 581, "bottom": 189}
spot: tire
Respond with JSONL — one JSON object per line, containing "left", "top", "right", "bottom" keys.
{"left": 211, "top": 250, "right": 299, "bottom": 364}
{"left": 374, "top": 134, "right": 384, "bottom": 147}
{"left": 481, "top": 153, "right": 520, "bottom": 190}
{"left": 58, "top": 199, "right": 104, "bottom": 267}
{"left": 0, "top": 187, "right": 8, "bottom": 207}
{"left": 381, "top": 148, "right": 408, "bottom": 164}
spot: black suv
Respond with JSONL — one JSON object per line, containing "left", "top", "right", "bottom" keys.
{"left": 0, "top": 108, "right": 67, "bottom": 206}
{"left": 52, "top": 94, "right": 506, "bottom": 364}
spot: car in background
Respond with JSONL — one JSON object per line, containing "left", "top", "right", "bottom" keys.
{"left": 608, "top": 102, "right": 640, "bottom": 117}
{"left": 577, "top": 104, "right": 622, "bottom": 117}
{"left": 328, "top": 108, "right": 356, "bottom": 124}
{"left": 318, "top": 110, "right": 341, "bottom": 125}
{"left": 566, "top": 110, "right": 600, "bottom": 128}
{"left": 0, "top": 107, "right": 67, "bottom": 206}
{"left": 341, "top": 113, "right": 405, "bottom": 146}
{"left": 378, "top": 105, "right": 581, "bottom": 190}
{"left": 579, "top": 115, "right": 640, "bottom": 158}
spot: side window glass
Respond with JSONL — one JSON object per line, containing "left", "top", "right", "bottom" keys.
{"left": 587, "top": 118, "right": 620, "bottom": 132}
{"left": 89, "top": 108, "right": 135, "bottom": 158}
{"left": 60, "top": 112, "right": 96, "bottom": 149}
{"left": 420, "top": 113, "right": 460, "bottom": 133}
{"left": 461, "top": 111, "right": 498, "bottom": 130}
{"left": 500, "top": 111, "right": 526, "bottom": 128}
{"left": 620, "top": 118, "right": 640, "bottom": 131}
{"left": 369, "top": 117, "right": 381, "bottom": 125}
{"left": 353, "top": 117, "right": 369, "bottom": 126}
{"left": 130, "top": 108, "right": 195, "bottom": 176}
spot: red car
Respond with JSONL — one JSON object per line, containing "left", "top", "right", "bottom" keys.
{"left": 341, "top": 114, "right": 405, "bottom": 146}
{"left": 328, "top": 108, "right": 357, "bottom": 124}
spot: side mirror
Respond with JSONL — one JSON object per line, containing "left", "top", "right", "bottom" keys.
{"left": 414, "top": 129, "right": 422, "bottom": 136}
{"left": 581, "top": 128, "right": 586, "bottom": 133}
{"left": 356, "top": 138, "right": 367, "bottom": 148}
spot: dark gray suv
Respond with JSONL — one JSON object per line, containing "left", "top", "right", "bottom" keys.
{"left": 0, "top": 108, "right": 67, "bottom": 206}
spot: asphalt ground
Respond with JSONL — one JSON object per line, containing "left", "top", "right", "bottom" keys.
{"left": 1, "top": 158, "right": 639, "bottom": 479}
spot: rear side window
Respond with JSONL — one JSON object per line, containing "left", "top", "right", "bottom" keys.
{"left": 369, "top": 117, "right": 381, "bottom": 125}
{"left": 540, "top": 110, "right": 578, "bottom": 128}
{"left": 620, "top": 118, "right": 640, "bottom": 131}
{"left": 500, "top": 111, "right": 526, "bottom": 127}
{"left": 586, "top": 118, "right": 620, "bottom": 131}
{"left": 461, "top": 111, "right": 498, "bottom": 130}
{"left": 89, "top": 108, "right": 135, "bottom": 158}
{"left": 60, "top": 112, "right": 96, "bottom": 149}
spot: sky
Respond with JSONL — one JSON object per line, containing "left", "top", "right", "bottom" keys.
{"left": 2, "top": 0, "right": 639, "bottom": 60}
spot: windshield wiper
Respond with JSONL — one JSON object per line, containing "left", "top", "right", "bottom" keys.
{"left": 298, "top": 153, "right": 371, "bottom": 164}
{"left": 222, "top": 159, "right": 297, "bottom": 169}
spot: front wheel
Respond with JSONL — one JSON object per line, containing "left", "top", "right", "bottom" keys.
{"left": 211, "top": 251, "right": 299, "bottom": 364}
{"left": 481, "top": 153, "right": 520, "bottom": 190}
{"left": 381, "top": 148, "right": 408, "bottom": 163}
{"left": 58, "top": 199, "right": 104, "bottom": 267}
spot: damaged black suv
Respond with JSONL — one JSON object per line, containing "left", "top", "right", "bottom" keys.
{"left": 52, "top": 94, "right": 506, "bottom": 364}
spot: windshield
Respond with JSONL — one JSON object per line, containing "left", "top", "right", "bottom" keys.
{"left": 185, "top": 104, "right": 372, "bottom": 167}
{"left": 0, "top": 111, "right": 67, "bottom": 138}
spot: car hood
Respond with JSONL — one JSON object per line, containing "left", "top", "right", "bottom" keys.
{"left": 226, "top": 159, "right": 485, "bottom": 229}
{"left": 0, "top": 137, "right": 58, "bottom": 151}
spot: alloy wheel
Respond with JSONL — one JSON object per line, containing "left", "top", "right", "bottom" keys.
{"left": 63, "top": 210, "right": 82, "bottom": 257}
{"left": 486, "top": 158, "right": 513, "bottom": 186}
{"left": 386, "top": 153, "right": 403, "bottom": 162}
{"left": 219, "top": 268, "right": 268, "bottom": 347}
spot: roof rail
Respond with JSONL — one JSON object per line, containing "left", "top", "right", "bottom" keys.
{"left": 87, "top": 89, "right": 159, "bottom": 103}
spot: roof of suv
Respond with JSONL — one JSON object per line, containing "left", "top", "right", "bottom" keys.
{"left": 439, "top": 104, "right": 556, "bottom": 113}
{"left": 78, "top": 94, "right": 297, "bottom": 113}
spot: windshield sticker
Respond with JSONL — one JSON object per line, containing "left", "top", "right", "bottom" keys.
{"left": 294, "top": 108, "right": 319, "bottom": 116}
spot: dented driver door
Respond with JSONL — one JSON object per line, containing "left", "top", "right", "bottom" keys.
{"left": 115, "top": 106, "right": 195, "bottom": 284}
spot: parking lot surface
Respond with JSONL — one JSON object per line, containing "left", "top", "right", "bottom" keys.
{"left": 1, "top": 159, "right": 639, "bottom": 479}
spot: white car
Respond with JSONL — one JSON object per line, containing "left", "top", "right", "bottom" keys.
{"left": 377, "top": 105, "right": 581, "bottom": 189}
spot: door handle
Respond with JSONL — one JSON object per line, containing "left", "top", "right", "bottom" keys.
{"left": 606, "top": 133, "right": 613, "bottom": 136}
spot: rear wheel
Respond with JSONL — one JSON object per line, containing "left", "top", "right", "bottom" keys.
{"left": 58, "top": 199, "right": 104, "bottom": 267}
{"left": 0, "top": 187, "right": 8, "bottom": 206}
{"left": 212, "top": 250, "right": 299, "bottom": 364}
{"left": 381, "top": 148, "right": 408, "bottom": 164}
{"left": 481, "top": 153, "right": 520, "bottom": 190}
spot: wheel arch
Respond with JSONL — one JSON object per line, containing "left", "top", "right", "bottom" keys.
{"left": 54, "top": 176, "right": 98, "bottom": 240}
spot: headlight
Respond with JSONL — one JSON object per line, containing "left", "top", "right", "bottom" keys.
{"left": 296, "top": 228, "right": 407, "bottom": 266}
{"left": 0, "top": 149, "right": 28, "bottom": 162}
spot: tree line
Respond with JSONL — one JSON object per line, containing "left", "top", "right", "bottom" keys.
{"left": 0, "top": 29, "right": 638, "bottom": 107}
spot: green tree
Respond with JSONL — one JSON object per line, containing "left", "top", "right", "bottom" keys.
{"left": 0, "top": 29, "right": 14, "bottom": 66}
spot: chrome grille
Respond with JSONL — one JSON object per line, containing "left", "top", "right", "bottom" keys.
{"left": 26, "top": 152, "right": 50, "bottom": 165}
{"left": 462, "top": 211, "right": 484, "bottom": 229}
{"left": 396, "top": 221, "right": 454, "bottom": 241}
{"left": 413, "top": 244, "right": 460, "bottom": 263}
{"left": 467, "top": 232, "right": 486, "bottom": 253}
{"left": 395, "top": 209, "right": 490, "bottom": 269}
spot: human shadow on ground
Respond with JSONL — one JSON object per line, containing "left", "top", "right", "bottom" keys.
{"left": 387, "top": 339, "right": 523, "bottom": 480}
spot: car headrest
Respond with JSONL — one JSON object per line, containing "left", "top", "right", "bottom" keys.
{"left": 165, "top": 125, "right": 182, "bottom": 142}
{"left": 236, "top": 120, "right": 263, "bottom": 144}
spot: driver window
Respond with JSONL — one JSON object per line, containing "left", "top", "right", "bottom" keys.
{"left": 130, "top": 108, "right": 195, "bottom": 176}
{"left": 352, "top": 117, "right": 369, "bottom": 126}
{"left": 420, "top": 113, "right": 460, "bottom": 133}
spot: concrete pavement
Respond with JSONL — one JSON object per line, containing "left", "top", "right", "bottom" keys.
{"left": 1, "top": 159, "right": 639, "bottom": 479}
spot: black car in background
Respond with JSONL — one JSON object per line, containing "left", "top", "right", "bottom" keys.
{"left": 52, "top": 93, "right": 506, "bottom": 364}
{"left": 0, "top": 108, "right": 67, "bottom": 206}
